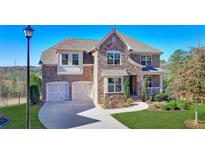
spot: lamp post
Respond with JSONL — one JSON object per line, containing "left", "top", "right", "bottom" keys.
{"left": 24, "top": 25, "right": 34, "bottom": 129}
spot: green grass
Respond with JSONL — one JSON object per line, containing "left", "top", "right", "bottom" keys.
{"left": 112, "top": 104, "right": 205, "bottom": 129}
{"left": 0, "top": 104, "right": 44, "bottom": 129}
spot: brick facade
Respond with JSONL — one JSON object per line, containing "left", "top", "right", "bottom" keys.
{"left": 97, "top": 33, "right": 144, "bottom": 102}
{"left": 42, "top": 65, "right": 93, "bottom": 100}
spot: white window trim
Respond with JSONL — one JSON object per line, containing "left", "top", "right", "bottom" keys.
{"left": 72, "top": 53, "right": 80, "bottom": 66}
{"left": 140, "top": 55, "right": 152, "bottom": 66}
{"left": 104, "top": 76, "right": 124, "bottom": 93}
{"left": 59, "top": 53, "right": 80, "bottom": 66}
{"left": 60, "top": 53, "right": 69, "bottom": 66}
{"left": 106, "top": 51, "right": 122, "bottom": 65}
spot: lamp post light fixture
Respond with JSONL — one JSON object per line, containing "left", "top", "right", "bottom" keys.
{"left": 24, "top": 25, "right": 34, "bottom": 129}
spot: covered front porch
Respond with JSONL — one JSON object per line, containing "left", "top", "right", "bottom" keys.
{"left": 130, "top": 73, "right": 162, "bottom": 97}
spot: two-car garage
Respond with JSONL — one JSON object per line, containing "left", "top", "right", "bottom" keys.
{"left": 46, "top": 81, "right": 92, "bottom": 102}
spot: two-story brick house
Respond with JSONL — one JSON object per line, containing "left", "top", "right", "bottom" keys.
{"left": 40, "top": 29, "right": 163, "bottom": 103}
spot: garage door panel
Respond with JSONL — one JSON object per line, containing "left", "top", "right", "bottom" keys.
{"left": 72, "top": 81, "right": 92, "bottom": 100}
{"left": 47, "top": 82, "right": 69, "bottom": 102}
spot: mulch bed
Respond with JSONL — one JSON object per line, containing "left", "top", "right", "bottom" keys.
{"left": 0, "top": 117, "right": 9, "bottom": 128}
{"left": 184, "top": 119, "right": 205, "bottom": 129}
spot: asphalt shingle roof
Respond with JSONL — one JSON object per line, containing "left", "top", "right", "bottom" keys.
{"left": 40, "top": 30, "right": 162, "bottom": 65}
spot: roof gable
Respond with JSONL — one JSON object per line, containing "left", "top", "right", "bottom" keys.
{"left": 96, "top": 29, "right": 130, "bottom": 50}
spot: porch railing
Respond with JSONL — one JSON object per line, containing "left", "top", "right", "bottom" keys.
{"left": 147, "top": 87, "right": 161, "bottom": 95}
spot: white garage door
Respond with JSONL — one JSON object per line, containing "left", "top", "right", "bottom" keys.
{"left": 46, "top": 82, "right": 69, "bottom": 102}
{"left": 72, "top": 81, "right": 92, "bottom": 100}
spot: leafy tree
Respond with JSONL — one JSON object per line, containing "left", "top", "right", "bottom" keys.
{"left": 172, "top": 47, "right": 205, "bottom": 124}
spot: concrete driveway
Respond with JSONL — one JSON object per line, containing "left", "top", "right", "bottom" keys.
{"left": 39, "top": 99, "right": 148, "bottom": 129}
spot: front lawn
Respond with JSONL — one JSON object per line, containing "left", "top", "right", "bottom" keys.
{"left": 112, "top": 104, "right": 205, "bottom": 129}
{"left": 0, "top": 104, "right": 44, "bottom": 129}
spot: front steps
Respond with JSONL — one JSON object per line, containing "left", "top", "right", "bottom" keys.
{"left": 130, "top": 95, "right": 143, "bottom": 102}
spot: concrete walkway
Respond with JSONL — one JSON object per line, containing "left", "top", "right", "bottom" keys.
{"left": 39, "top": 99, "right": 148, "bottom": 129}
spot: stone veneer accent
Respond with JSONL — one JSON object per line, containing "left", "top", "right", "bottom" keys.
{"left": 97, "top": 33, "right": 144, "bottom": 103}
{"left": 105, "top": 93, "right": 125, "bottom": 103}
{"left": 42, "top": 65, "right": 93, "bottom": 100}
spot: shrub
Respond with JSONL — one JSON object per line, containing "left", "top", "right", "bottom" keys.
{"left": 100, "top": 99, "right": 109, "bottom": 108}
{"left": 166, "top": 101, "right": 176, "bottom": 110}
{"left": 152, "top": 102, "right": 160, "bottom": 108}
{"left": 126, "top": 98, "right": 134, "bottom": 104}
{"left": 30, "top": 85, "right": 40, "bottom": 104}
{"left": 154, "top": 92, "right": 170, "bottom": 102}
{"left": 160, "top": 99, "right": 190, "bottom": 110}
{"left": 160, "top": 103, "right": 167, "bottom": 110}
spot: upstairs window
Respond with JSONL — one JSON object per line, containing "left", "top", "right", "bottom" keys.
{"left": 61, "top": 54, "right": 69, "bottom": 65}
{"left": 141, "top": 55, "right": 152, "bottom": 66}
{"left": 107, "top": 51, "right": 121, "bottom": 65}
{"left": 72, "top": 54, "right": 79, "bottom": 65}
{"left": 61, "top": 53, "right": 79, "bottom": 66}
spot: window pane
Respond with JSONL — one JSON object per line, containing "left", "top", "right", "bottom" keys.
{"left": 72, "top": 54, "right": 79, "bottom": 60}
{"left": 108, "top": 85, "right": 114, "bottom": 92}
{"left": 107, "top": 53, "right": 113, "bottom": 58}
{"left": 114, "top": 59, "right": 120, "bottom": 64}
{"left": 147, "top": 60, "right": 151, "bottom": 66}
{"left": 114, "top": 53, "right": 120, "bottom": 59}
{"left": 72, "top": 54, "right": 79, "bottom": 65}
{"left": 141, "top": 60, "right": 146, "bottom": 65}
{"left": 107, "top": 59, "right": 113, "bottom": 64}
{"left": 147, "top": 56, "right": 152, "bottom": 66}
{"left": 115, "top": 84, "right": 122, "bottom": 92}
{"left": 108, "top": 78, "right": 114, "bottom": 84}
{"left": 72, "top": 60, "right": 79, "bottom": 65}
{"left": 147, "top": 56, "right": 151, "bottom": 61}
{"left": 115, "top": 78, "right": 121, "bottom": 84}
{"left": 141, "top": 56, "right": 146, "bottom": 61}
{"left": 62, "top": 54, "right": 68, "bottom": 65}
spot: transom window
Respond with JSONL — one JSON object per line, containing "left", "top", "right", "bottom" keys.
{"left": 107, "top": 51, "right": 121, "bottom": 65}
{"left": 141, "top": 55, "right": 152, "bottom": 66}
{"left": 108, "top": 77, "right": 122, "bottom": 92}
{"left": 61, "top": 54, "right": 69, "bottom": 65}
{"left": 72, "top": 54, "right": 79, "bottom": 65}
{"left": 61, "top": 53, "right": 79, "bottom": 66}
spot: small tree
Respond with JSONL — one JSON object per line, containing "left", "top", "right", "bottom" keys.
{"left": 143, "top": 77, "right": 148, "bottom": 101}
{"left": 124, "top": 76, "right": 130, "bottom": 101}
{"left": 30, "top": 73, "right": 42, "bottom": 94}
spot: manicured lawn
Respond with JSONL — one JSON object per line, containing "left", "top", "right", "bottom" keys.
{"left": 0, "top": 104, "right": 44, "bottom": 129}
{"left": 112, "top": 104, "right": 205, "bottom": 129}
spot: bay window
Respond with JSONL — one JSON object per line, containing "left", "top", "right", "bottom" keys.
{"left": 107, "top": 51, "right": 121, "bottom": 65}
{"left": 108, "top": 77, "right": 123, "bottom": 93}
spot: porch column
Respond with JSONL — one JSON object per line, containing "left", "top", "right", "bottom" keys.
{"left": 160, "top": 73, "right": 163, "bottom": 93}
